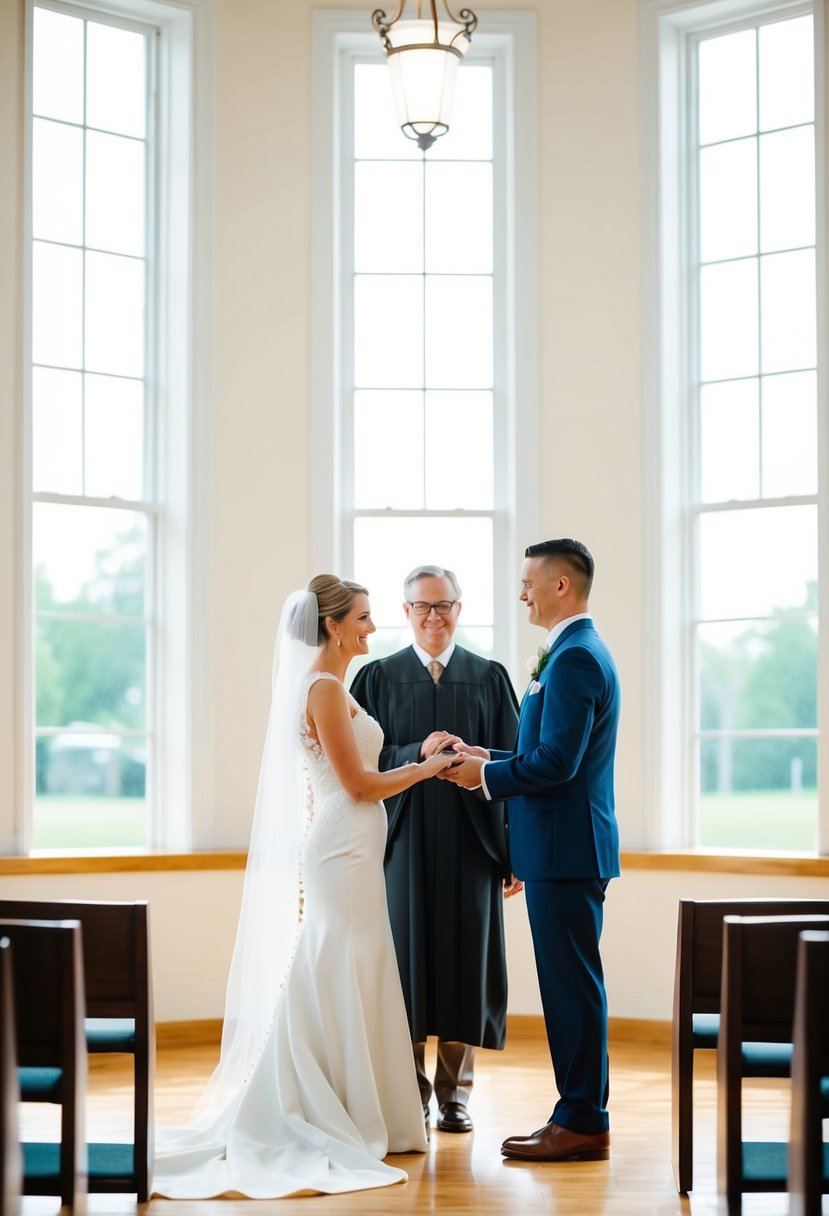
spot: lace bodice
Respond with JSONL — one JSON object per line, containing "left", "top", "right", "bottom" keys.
{"left": 299, "top": 672, "right": 384, "bottom": 802}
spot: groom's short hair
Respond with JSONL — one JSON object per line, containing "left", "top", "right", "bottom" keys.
{"left": 525, "top": 539, "right": 594, "bottom": 597}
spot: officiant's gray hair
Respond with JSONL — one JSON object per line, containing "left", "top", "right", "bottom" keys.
{"left": 403, "top": 565, "right": 462, "bottom": 600}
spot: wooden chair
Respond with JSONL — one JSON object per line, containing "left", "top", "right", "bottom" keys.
{"left": 0, "top": 899, "right": 154, "bottom": 1201}
{"left": 0, "top": 937, "right": 22, "bottom": 1216}
{"left": 717, "top": 913, "right": 829, "bottom": 1214}
{"left": 671, "top": 896, "right": 829, "bottom": 1193}
{"left": 0, "top": 918, "right": 86, "bottom": 1208}
{"left": 788, "top": 929, "right": 829, "bottom": 1216}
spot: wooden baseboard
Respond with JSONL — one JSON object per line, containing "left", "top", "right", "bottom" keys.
{"left": 508, "top": 1014, "right": 669, "bottom": 1046}
{"left": 155, "top": 1015, "right": 670, "bottom": 1050}
{"left": 505, "top": 1014, "right": 546, "bottom": 1040}
{"left": 156, "top": 1018, "right": 223, "bottom": 1049}
{"left": 608, "top": 1017, "right": 670, "bottom": 1045}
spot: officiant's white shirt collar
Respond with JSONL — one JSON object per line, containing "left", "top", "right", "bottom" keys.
{"left": 545, "top": 612, "right": 592, "bottom": 650}
{"left": 412, "top": 641, "right": 456, "bottom": 668}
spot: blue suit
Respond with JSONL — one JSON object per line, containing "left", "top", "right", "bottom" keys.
{"left": 485, "top": 617, "right": 620, "bottom": 1133}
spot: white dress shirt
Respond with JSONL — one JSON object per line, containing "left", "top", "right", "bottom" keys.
{"left": 412, "top": 640, "right": 456, "bottom": 669}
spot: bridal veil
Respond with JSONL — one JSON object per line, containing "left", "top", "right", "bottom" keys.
{"left": 190, "top": 589, "right": 320, "bottom": 1124}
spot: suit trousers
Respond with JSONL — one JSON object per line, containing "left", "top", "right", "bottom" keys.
{"left": 413, "top": 1040, "right": 474, "bottom": 1110}
{"left": 524, "top": 878, "right": 610, "bottom": 1135}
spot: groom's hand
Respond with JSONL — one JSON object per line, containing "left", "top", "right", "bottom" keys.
{"left": 503, "top": 874, "right": 524, "bottom": 898}
{"left": 453, "top": 743, "right": 490, "bottom": 760}
{"left": 438, "top": 754, "right": 485, "bottom": 789}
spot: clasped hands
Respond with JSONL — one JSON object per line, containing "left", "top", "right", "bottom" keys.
{"left": 420, "top": 730, "right": 488, "bottom": 788}
{"left": 420, "top": 732, "right": 523, "bottom": 899}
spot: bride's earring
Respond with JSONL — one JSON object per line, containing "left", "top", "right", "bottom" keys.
{"left": 336, "top": 635, "right": 342, "bottom": 648}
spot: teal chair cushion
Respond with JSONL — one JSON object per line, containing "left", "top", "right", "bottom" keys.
{"left": 88, "top": 1142, "right": 135, "bottom": 1179}
{"left": 23, "top": 1141, "right": 135, "bottom": 1182}
{"left": 690, "top": 1015, "right": 793, "bottom": 1079}
{"left": 742, "top": 1042, "right": 793, "bottom": 1076}
{"left": 691, "top": 1012, "right": 719, "bottom": 1045}
{"left": 741, "top": 1141, "right": 788, "bottom": 1185}
{"left": 85, "top": 1018, "right": 136, "bottom": 1052}
{"left": 18, "top": 1067, "right": 62, "bottom": 1101}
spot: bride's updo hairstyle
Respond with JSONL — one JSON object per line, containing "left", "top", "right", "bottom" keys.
{"left": 302, "top": 574, "right": 369, "bottom": 647}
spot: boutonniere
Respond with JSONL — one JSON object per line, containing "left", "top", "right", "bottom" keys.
{"left": 527, "top": 645, "right": 551, "bottom": 682}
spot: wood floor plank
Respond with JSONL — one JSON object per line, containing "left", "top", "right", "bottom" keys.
{"left": 18, "top": 1033, "right": 816, "bottom": 1215}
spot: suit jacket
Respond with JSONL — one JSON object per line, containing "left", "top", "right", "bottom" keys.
{"left": 484, "top": 618, "right": 620, "bottom": 882}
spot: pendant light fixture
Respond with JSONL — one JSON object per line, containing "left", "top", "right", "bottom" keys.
{"left": 371, "top": 1, "right": 478, "bottom": 152}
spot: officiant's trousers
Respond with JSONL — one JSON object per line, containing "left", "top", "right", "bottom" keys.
{"left": 413, "top": 1040, "right": 474, "bottom": 1110}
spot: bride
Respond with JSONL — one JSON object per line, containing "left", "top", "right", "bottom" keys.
{"left": 153, "top": 575, "right": 458, "bottom": 1198}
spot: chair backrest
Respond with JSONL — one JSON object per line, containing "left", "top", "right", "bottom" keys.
{"left": 721, "top": 915, "right": 829, "bottom": 1047}
{"left": 717, "top": 913, "right": 829, "bottom": 1207}
{"left": 0, "top": 899, "right": 151, "bottom": 1024}
{"left": 0, "top": 918, "right": 87, "bottom": 1200}
{"left": 675, "top": 898, "right": 829, "bottom": 1016}
{"left": 789, "top": 929, "right": 829, "bottom": 1215}
{"left": 0, "top": 919, "right": 87, "bottom": 1071}
{"left": 793, "top": 928, "right": 829, "bottom": 1080}
{"left": 0, "top": 936, "right": 22, "bottom": 1216}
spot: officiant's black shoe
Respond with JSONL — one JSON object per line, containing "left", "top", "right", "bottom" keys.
{"left": 437, "top": 1101, "right": 473, "bottom": 1132}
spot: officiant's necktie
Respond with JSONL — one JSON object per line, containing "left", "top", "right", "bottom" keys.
{"left": 427, "top": 660, "right": 444, "bottom": 684}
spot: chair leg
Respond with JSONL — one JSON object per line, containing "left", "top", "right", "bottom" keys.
{"left": 672, "top": 1036, "right": 694, "bottom": 1191}
{"left": 134, "top": 1042, "right": 153, "bottom": 1202}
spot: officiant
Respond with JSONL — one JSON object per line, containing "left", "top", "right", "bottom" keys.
{"left": 350, "top": 565, "right": 519, "bottom": 1133}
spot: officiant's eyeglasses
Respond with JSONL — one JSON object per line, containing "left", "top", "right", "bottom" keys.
{"left": 407, "top": 600, "right": 457, "bottom": 616}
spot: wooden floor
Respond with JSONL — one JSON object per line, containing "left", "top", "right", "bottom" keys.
{"left": 18, "top": 1029, "right": 823, "bottom": 1216}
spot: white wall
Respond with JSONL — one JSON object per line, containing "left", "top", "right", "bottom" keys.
{"left": 3, "top": 865, "right": 826, "bottom": 1023}
{"left": 0, "top": 869, "right": 241, "bottom": 1021}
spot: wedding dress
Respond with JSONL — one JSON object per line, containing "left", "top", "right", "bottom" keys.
{"left": 153, "top": 671, "right": 427, "bottom": 1198}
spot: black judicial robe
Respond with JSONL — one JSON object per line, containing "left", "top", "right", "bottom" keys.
{"left": 350, "top": 645, "right": 519, "bottom": 1048}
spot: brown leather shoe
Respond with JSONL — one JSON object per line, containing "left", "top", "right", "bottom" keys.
{"left": 501, "top": 1121, "right": 610, "bottom": 1161}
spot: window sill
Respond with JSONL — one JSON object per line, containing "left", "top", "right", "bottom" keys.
{"left": 0, "top": 849, "right": 825, "bottom": 877}
{"left": 622, "top": 850, "right": 829, "bottom": 878}
{"left": 0, "top": 850, "right": 247, "bottom": 875}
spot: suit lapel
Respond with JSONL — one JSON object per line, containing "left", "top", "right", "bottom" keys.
{"left": 517, "top": 619, "right": 596, "bottom": 727}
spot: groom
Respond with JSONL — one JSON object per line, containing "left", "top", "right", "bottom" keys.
{"left": 441, "top": 538, "right": 620, "bottom": 1161}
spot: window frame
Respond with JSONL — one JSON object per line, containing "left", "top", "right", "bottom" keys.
{"left": 642, "top": 0, "right": 829, "bottom": 853}
{"left": 29, "top": 1, "right": 159, "bottom": 851}
{"left": 19, "top": 0, "right": 216, "bottom": 853}
{"left": 310, "top": 10, "right": 540, "bottom": 682}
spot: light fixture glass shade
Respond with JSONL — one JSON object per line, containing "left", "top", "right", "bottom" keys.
{"left": 388, "top": 43, "right": 460, "bottom": 144}
{"left": 375, "top": 14, "right": 475, "bottom": 150}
